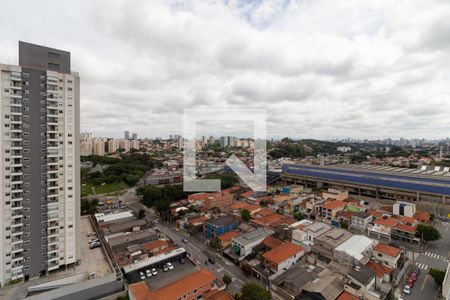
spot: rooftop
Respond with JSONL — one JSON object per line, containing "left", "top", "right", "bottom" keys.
{"left": 262, "top": 242, "right": 304, "bottom": 265}
{"left": 205, "top": 216, "right": 238, "bottom": 228}
{"left": 334, "top": 235, "right": 374, "bottom": 261}
{"left": 366, "top": 261, "right": 393, "bottom": 278}
{"left": 394, "top": 223, "right": 417, "bottom": 233}
{"left": 322, "top": 201, "right": 346, "bottom": 210}
{"left": 348, "top": 264, "right": 375, "bottom": 286}
{"left": 217, "top": 231, "right": 239, "bottom": 242}
{"left": 373, "top": 243, "right": 401, "bottom": 257}
{"left": 262, "top": 235, "right": 285, "bottom": 250}
{"left": 373, "top": 217, "right": 399, "bottom": 228}
{"left": 129, "top": 268, "right": 218, "bottom": 300}
{"left": 232, "top": 228, "right": 274, "bottom": 246}
{"left": 336, "top": 291, "right": 359, "bottom": 300}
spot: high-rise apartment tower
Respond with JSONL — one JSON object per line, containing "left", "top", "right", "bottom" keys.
{"left": 0, "top": 41, "right": 80, "bottom": 286}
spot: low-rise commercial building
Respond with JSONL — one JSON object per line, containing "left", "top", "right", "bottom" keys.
{"left": 333, "top": 235, "right": 375, "bottom": 266}
{"left": 229, "top": 228, "right": 274, "bottom": 260}
{"left": 261, "top": 242, "right": 305, "bottom": 275}
{"left": 203, "top": 217, "right": 240, "bottom": 239}
{"left": 312, "top": 228, "right": 353, "bottom": 260}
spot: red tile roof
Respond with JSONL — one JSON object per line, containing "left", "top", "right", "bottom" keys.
{"left": 367, "top": 209, "right": 384, "bottom": 219}
{"left": 217, "top": 231, "right": 239, "bottom": 242}
{"left": 414, "top": 211, "right": 430, "bottom": 222}
{"left": 262, "top": 242, "right": 304, "bottom": 265}
{"left": 394, "top": 223, "right": 417, "bottom": 234}
{"left": 147, "top": 268, "right": 217, "bottom": 300}
{"left": 373, "top": 217, "right": 399, "bottom": 228}
{"left": 229, "top": 202, "right": 249, "bottom": 210}
{"left": 322, "top": 201, "right": 346, "bottom": 210}
{"left": 262, "top": 236, "right": 284, "bottom": 250}
{"left": 337, "top": 291, "right": 359, "bottom": 300}
{"left": 240, "top": 191, "right": 254, "bottom": 198}
{"left": 398, "top": 216, "right": 416, "bottom": 224}
{"left": 129, "top": 282, "right": 151, "bottom": 300}
{"left": 373, "top": 243, "right": 401, "bottom": 257}
{"left": 366, "top": 261, "right": 393, "bottom": 278}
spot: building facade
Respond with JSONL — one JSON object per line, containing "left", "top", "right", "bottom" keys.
{"left": 0, "top": 41, "right": 80, "bottom": 286}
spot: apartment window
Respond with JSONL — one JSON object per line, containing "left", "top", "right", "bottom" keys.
{"left": 48, "top": 63, "right": 60, "bottom": 71}
{"left": 48, "top": 52, "right": 60, "bottom": 59}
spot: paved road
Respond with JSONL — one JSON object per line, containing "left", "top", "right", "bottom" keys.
{"left": 121, "top": 192, "right": 253, "bottom": 295}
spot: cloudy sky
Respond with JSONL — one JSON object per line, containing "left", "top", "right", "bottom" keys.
{"left": 1, "top": 0, "right": 450, "bottom": 140}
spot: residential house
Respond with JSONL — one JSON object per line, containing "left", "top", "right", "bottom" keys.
{"left": 368, "top": 217, "right": 399, "bottom": 243}
{"left": 316, "top": 200, "right": 347, "bottom": 223}
{"left": 372, "top": 243, "right": 402, "bottom": 268}
{"left": 346, "top": 264, "right": 377, "bottom": 300}
{"left": 366, "top": 261, "right": 393, "bottom": 284}
{"left": 349, "top": 212, "right": 372, "bottom": 233}
{"left": 391, "top": 223, "right": 420, "bottom": 246}
{"left": 292, "top": 222, "right": 332, "bottom": 247}
{"left": 217, "top": 231, "right": 239, "bottom": 249}
{"left": 261, "top": 242, "right": 305, "bottom": 275}
{"left": 393, "top": 201, "right": 416, "bottom": 217}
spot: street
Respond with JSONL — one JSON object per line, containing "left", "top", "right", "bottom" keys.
{"left": 121, "top": 193, "right": 254, "bottom": 295}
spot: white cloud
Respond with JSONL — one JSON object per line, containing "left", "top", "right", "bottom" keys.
{"left": 0, "top": 0, "right": 449, "bottom": 139}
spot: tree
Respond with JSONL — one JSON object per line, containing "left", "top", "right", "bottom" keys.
{"left": 209, "top": 238, "right": 221, "bottom": 250}
{"left": 293, "top": 211, "right": 304, "bottom": 221}
{"left": 137, "top": 209, "right": 146, "bottom": 219}
{"left": 222, "top": 275, "right": 232, "bottom": 286}
{"left": 81, "top": 198, "right": 99, "bottom": 215}
{"left": 416, "top": 224, "right": 441, "bottom": 242}
{"left": 429, "top": 268, "right": 446, "bottom": 286}
{"left": 238, "top": 283, "right": 271, "bottom": 300}
{"left": 241, "top": 209, "right": 251, "bottom": 222}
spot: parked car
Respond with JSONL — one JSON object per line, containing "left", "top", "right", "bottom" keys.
{"left": 167, "top": 262, "right": 174, "bottom": 270}
{"left": 151, "top": 268, "right": 158, "bottom": 276}
{"left": 405, "top": 281, "right": 414, "bottom": 288}
{"left": 163, "top": 265, "right": 169, "bottom": 272}
{"left": 180, "top": 258, "right": 186, "bottom": 264}
{"left": 88, "top": 272, "right": 96, "bottom": 280}
{"left": 87, "top": 232, "right": 96, "bottom": 237}
{"left": 139, "top": 271, "right": 146, "bottom": 280}
{"left": 89, "top": 241, "right": 101, "bottom": 249}
{"left": 146, "top": 269, "right": 152, "bottom": 278}
{"left": 208, "top": 257, "right": 216, "bottom": 264}
{"left": 408, "top": 275, "right": 417, "bottom": 282}
{"left": 182, "top": 238, "right": 188, "bottom": 243}
{"left": 89, "top": 238, "right": 99, "bottom": 244}
{"left": 406, "top": 278, "right": 415, "bottom": 286}
{"left": 403, "top": 285, "right": 411, "bottom": 295}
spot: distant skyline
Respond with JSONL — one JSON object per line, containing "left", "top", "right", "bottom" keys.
{"left": 1, "top": 0, "right": 450, "bottom": 139}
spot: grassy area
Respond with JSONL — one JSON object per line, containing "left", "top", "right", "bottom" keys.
{"left": 81, "top": 182, "right": 128, "bottom": 196}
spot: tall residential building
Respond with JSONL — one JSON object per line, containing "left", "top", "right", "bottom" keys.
{"left": 107, "top": 139, "right": 119, "bottom": 154}
{"left": 119, "top": 139, "right": 130, "bottom": 152}
{"left": 93, "top": 139, "right": 105, "bottom": 156}
{"left": 0, "top": 42, "right": 80, "bottom": 286}
{"left": 130, "top": 140, "right": 139, "bottom": 150}
{"left": 131, "top": 132, "right": 137, "bottom": 140}
{"left": 124, "top": 130, "right": 130, "bottom": 140}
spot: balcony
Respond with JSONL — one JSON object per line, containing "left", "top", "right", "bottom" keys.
{"left": 10, "top": 90, "right": 22, "bottom": 98}
{"left": 10, "top": 72, "right": 22, "bottom": 81}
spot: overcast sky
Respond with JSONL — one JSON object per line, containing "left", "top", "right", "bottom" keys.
{"left": 1, "top": 0, "right": 450, "bottom": 140}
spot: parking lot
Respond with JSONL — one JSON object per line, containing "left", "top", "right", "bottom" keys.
{"left": 126, "top": 259, "right": 199, "bottom": 290}
{"left": 78, "top": 215, "right": 113, "bottom": 278}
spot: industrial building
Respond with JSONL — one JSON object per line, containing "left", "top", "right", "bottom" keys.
{"left": 282, "top": 164, "right": 450, "bottom": 205}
